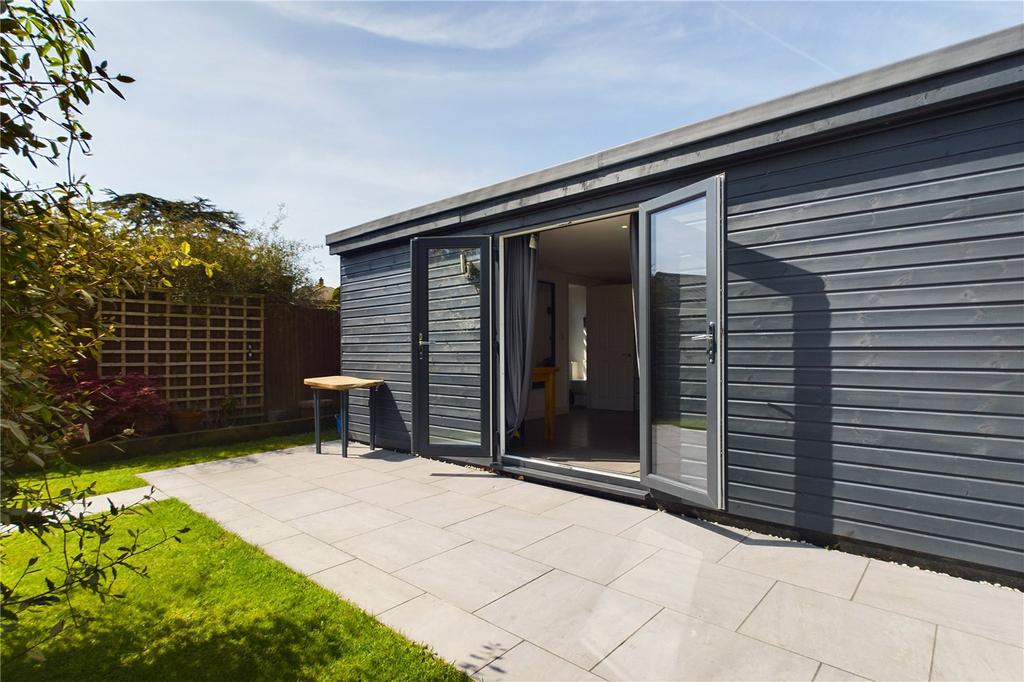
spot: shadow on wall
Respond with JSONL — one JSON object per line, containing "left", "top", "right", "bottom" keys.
{"left": 727, "top": 240, "right": 833, "bottom": 536}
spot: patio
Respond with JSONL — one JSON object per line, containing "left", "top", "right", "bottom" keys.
{"left": 141, "top": 442, "right": 1023, "bottom": 681}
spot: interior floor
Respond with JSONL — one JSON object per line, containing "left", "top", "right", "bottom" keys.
{"left": 512, "top": 408, "right": 640, "bottom": 477}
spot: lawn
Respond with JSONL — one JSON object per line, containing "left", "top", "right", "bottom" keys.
{"left": 0, "top": 499, "right": 467, "bottom": 681}
{"left": 13, "top": 431, "right": 323, "bottom": 497}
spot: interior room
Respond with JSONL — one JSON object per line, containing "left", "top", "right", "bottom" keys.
{"left": 505, "top": 215, "right": 641, "bottom": 477}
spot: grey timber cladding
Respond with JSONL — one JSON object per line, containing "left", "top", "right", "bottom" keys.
{"left": 340, "top": 244, "right": 413, "bottom": 450}
{"left": 337, "top": 41, "right": 1024, "bottom": 572}
{"left": 722, "top": 96, "right": 1024, "bottom": 574}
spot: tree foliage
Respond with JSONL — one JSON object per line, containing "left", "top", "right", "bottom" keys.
{"left": 0, "top": 0, "right": 203, "bottom": 652}
{"left": 102, "top": 193, "right": 326, "bottom": 306}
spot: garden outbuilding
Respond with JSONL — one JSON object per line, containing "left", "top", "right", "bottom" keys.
{"left": 325, "top": 27, "right": 1024, "bottom": 578}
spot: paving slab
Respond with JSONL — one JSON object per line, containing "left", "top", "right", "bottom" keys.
{"left": 618, "top": 511, "right": 747, "bottom": 562}
{"left": 380, "top": 593, "right": 521, "bottom": 675}
{"left": 348, "top": 478, "right": 445, "bottom": 508}
{"left": 311, "top": 559, "right": 422, "bottom": 615}
{"left": 393, "top": 458, "right": 471, "bottom": 484}
{"left": 189, "top": 496, "right": 256, "bottom": 523}
{"left": 435, "top": 472, "right": 521, "bottom": 497}
{"left": 930, "top": 625, "right": 1024, "bottom": 681}
{"left": 311, "top": 468, "right": 398, "bottom": 494}
{"left": 166, "top": 482, "right": 226, "bottom": 506}
{"left": 610, "top": 548, "right": 773, "bottom": 630}
{"left": 542, "top": 496, "right": 655, "bottom": 535}
{"left": 261, "top": 533, "right": 353, "bottom": 575}
{"left": 140, "top": 470, "right": 199, "bottom": 491}
{"left": 481, "top": 482, "right": 581, "bottom": 514}
{"left": 334, "top": 519, "right": 469, "bottom": 572}
{"left": 217, "top": 475, "right": 318, "bottom": 505}
{"left": 395, "top": 541, "right": 550, "bottom": 612}
{"left": 519, "top": 524, "right": 657, "bottom": 584}
{"left": 476, "top": 570, "right": 661, "bottom": 670}
{"left": 854, "top": 559, "right": 1024, "bottom": 646}
{"left": 476, "top": 641, "right": 601, "bottom": 681}
{"left": 739, "top": 581, "right": 935, "bottom": 681}
{"left": 719, "top": 531, "right": 869, "bottom": 598}
{"left": 448, "top": 506, "right": 568, "bottom": 552}
{"left": 813, "top": 664, "right": 866, "bottom": 681}
{"left": 593, "top": 607, "right": 819, "bottom": 681}
{"left": 290, "top": 501, "right": 405, "bottom": 543}
{"left": 219, "top": 510, "right": 301, "bottom": 546}
{"left": 393, "top": 490, "right": 499, "bottom": 527}
{"left": 258, "top": 487, "right": 357, "bottom": 521}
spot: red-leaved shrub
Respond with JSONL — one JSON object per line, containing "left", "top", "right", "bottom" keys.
{"left": 47, "top": 369, "right": 170, "bottom": 442}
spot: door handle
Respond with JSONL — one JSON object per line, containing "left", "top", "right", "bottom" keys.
{"left": 417, "top": 333, "right": 430, "bottom": 347}
{"left": 691, "top": 322, "right": 716, "bottom": 364}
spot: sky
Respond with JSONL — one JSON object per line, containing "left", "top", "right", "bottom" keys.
{"left": 59, "top": 1, "right": 1023, "bottom": 286}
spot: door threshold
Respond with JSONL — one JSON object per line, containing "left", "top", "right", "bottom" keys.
{"left": 500, "top": 461, "right": 649, "bottom": 502}
{"left": 501, "top": 454, "right": 648, "bottom": 496}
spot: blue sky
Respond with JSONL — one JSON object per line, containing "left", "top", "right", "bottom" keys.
{"left": 68, "top": 1, "right": 1020, "bottom": 286}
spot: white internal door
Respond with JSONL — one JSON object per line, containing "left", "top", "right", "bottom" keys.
{"left": 587, "top": 284, "right": 636, "bottom": 411}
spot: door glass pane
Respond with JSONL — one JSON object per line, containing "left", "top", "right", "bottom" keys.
{"left": 650, "top": 196, "right": 709, "bottom": 494}
{"left": 427, "top": 246, "right": 482, "bottom": 445}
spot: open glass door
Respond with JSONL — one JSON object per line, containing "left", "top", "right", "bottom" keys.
{"left": 412, "top": 236, "right": 494, "bottom": 465}
{"left": 639, "top": 176, "right": 724, "bottom": 509}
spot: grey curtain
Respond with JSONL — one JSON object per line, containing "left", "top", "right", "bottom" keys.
{"left": 629, "top": 213, "right": 640, "bottom": 371}
{"left": 504, "top": 234, "right": 538, "bottom": 436}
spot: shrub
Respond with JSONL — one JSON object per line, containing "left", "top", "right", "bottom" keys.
{"left": 47, "top": 370, "right": 170, "bottom": 442}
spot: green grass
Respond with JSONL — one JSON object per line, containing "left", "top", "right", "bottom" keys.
{"left": 0, "top": 499, "right": 467, "bottom": 681}
{"left": 13, "top": 431, "right": 322, "bottom": 497}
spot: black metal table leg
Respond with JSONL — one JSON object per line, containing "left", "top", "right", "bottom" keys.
{"left": 369, "top": 385, "right": 376, "bottom": 451}
{"left": 313, "top": 388, "right": 322, "bottom": 454}
{"left": 342, "top": 390, "right": 349, "bottom": 457}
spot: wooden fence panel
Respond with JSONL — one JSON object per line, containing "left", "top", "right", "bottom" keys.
{"left": 98, "top": 291, "right": 264, "bottom": 421}
{"left": 263, "top": 303, "right": 340, "bottom": 416}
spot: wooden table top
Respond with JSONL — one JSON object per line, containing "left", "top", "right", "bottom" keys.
{"left": 303, "top": 375, "right": 385, "bottom": 391}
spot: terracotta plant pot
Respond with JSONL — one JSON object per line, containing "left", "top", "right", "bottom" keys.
{"left": 169, "top": 409, "right": 204, "bottom": 433}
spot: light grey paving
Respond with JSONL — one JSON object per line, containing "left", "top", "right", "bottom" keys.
{"left": 435, "top": 471, "right": 521, "bottom": 497}
{"left": 594, "top": 607, "right": 819, "bottom": 681}
{"left": 261, "top": 533, "right": 353, "bottom": 575}
{"left": 348, "top": 478, "right": 444, "bottom": 508}
{"left": 476, "top": 570, "right": 661, "bottom": 670}
{"left": 167, "top": 482, "right": 226, "bottom": 506}
{"left": 311, "top": 468, "right": 398, "bottom": 494}
{"left": 813, "top": 664, "right": 866, "bottom": 681}
{"left": 219, "top": 510, "right": 301, "bottom": 545}
{"left": 519, "top": 524, "right": 658, "bottom": 584}
{"left": 334, "top": 519, "right": 469, "bottom": 573}
{"left": 448, "top": 506, "right": 568, "bottom": 552}
{"left": 152, "top": 443, "right": 1018, "bottom": 682}
{"left": 476, "top": 641, "right": 601, "bottom": 681}
{"left": 393, "top": 457, "right": 470, "bottom": 484}
{"left": 542, "top": 495, "right": 655, "bottom": 535}
{"left": 393, "top": 490, "right": 499, "bottom": 527}
{"left": 610, "top": 548, "right": 774, "bottom": 630}
{"left": 259, "top": 487, "right": 357, "bottom": 522}
{"left": 189, "top": 495, "right": 253, "bottom": 523}
{"left": 395, "top": 541, "right": 550, "bottom": 612}
{"left": 380, "top": 593, "right": 521, "bottom": 674}
{"left": 217, "top": 475, "right": 318, "bottom": 505}
{"left": 619, "top": 510, "right": 747, "bottom": 562}
{"left": 739, "top": 581, "right": 936, "bottom": 681}
{"left": 720, "top": 531, "right": 869, "bottom": 598}
{"left": 854, "top": 559, "right": 1024, "bottom": 646}
{"left": 311, "top": 559, "right": 422, "bottom": 615}
{"left": 481, "top": 483, "right": 581, "bottom": 514}
{"left": 290, "top": 501, "right": 405, "bottom": 543}
{"left": 930, "top": 625, "right": 1024, "bottom": 682}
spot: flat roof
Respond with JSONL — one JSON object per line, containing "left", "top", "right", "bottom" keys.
{"left": 327, "top": 25, "right": 1022, "bottom": 248}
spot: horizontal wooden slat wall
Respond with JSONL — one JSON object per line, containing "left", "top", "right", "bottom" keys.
{"left": 340, "top": 244, "right": 413, "bottom": 450}
{"left": 722, "top": 96, "right": 1024, "bottom": 573}
{"left": 98, "top": 291, "right": 264, "bottom": 421}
